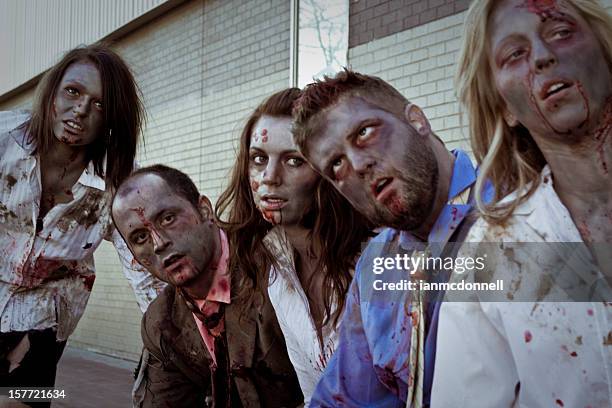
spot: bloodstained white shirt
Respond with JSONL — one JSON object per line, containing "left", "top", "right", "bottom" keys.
{"left": 432, "top": 166, "right": 612, "bottom": 407}
{"left": 263, "top": 227, "right": 341, "bottom": 406}
{"left": 0, "top": 111, "right": 165, "bottom": 341}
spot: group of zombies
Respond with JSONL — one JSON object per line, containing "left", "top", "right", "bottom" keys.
{"left": 0, "top": 0, "right": 610, "bottom": 407}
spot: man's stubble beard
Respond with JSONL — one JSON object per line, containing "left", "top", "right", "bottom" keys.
{"left": 373, "top": 144, "right": 439, "bottom": 232}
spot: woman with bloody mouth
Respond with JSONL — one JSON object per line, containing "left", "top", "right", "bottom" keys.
{"left": 431, "top": 0, "right": 612, "bottom": 406}
{"left": 0, "top": 44, "right": 163, "bottom": 400}
{"left": 215, "top": 88, "right": 372, "bottom": 404}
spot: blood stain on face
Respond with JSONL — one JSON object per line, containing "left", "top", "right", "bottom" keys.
{"left": 518, "top": 0, "right": 565, "bottom": 22}
{"left": 250, "top": 180, "right": 259, "bottom": 193}
{"left": 260, "top": 208, "right": 281, "bottom": 225}
{"left": 131, "top": 206, "right": 154, "bottom": 229}
{"left": 555, "top": 398, "right": 564, "bottom": 406}
{"left": 261, "top": 128, "right": 268, "bottom": 143}
{"left": 524, "top": 330, "right": 533, "bottom": 342}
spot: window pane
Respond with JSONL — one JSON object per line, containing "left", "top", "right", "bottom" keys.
{"left": 297, "top": 0, "right": 348, "bottom": 88}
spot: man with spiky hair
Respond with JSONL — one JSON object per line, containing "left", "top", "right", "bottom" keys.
{"left": 292, "top": 69, "right": 490, "bottom": 407}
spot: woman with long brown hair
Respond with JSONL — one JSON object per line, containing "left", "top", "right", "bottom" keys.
{"left": 216, "top": 88, "right": 371, "bottom": 404}
{"left": 0, "top": 44, "right": 163, "bottom": 396}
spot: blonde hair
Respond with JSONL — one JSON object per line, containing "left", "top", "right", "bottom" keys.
{"left": 457, "top": 0, "right": 612, "bottom": 224}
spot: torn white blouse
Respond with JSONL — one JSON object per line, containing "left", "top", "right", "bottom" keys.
{"left": 0, "top": 111, "right": 165, "bottom": 341}
{"left": 432, "top": 166, "right": 612, "bottom": 407}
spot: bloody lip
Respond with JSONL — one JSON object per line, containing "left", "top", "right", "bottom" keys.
{"left": 372, "top": 177, "right": 395, "bottom": 202}
{"left": 260, "top": 196, "right": 287, "bottom": 210}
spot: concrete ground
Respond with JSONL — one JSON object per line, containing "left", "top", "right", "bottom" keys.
{"left": 53, "top": 347, "right": 136, "bottom": 408}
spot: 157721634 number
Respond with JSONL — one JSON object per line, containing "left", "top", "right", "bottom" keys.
{"left": 6, "top": 389, "right": 66, "bottom": 400}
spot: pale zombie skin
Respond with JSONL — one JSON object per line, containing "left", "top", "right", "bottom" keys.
{"left": 52, "top": 61, "right": 104, "bottom": 147}
{"left": 305, "top": 96, "right": 439, "bottom": 231}
{"left": 39, "top": 62, "right": 105, "bottom": 219}
{"left": 248, "top": 115, "right": 319, "bottom": 226}
{"left": 112, "top": 174, "right": 222, "bottom": 297}
{"left": 489, "top": 0, "right": 612, "bottom": 173}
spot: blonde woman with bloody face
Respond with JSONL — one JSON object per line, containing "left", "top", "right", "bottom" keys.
{"left": 216, "top": 89, "right": 371, "bottom": 405}
{"left": 432, "top": 1, "right": 612, "bottom": 406}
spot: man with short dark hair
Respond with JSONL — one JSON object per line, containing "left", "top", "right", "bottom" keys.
{"left": 112, "top": 164, "right": 302, "bottom": 408}
{"left": 292, "top": 70, "right": 489, "bottom": 407}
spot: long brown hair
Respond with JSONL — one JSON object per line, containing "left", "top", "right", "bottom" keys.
{"left": 26, "top": 43, "right": 144, "bottom": 190}
{"left": 216, "top": 88, "right": 372, "bottom": 326}
{"left": 457, "top": 0, "right": 612, "bottom": 224}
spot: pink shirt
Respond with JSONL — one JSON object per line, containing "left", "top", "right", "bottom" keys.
{"left": 191, "top": 229, "right": 231, "bottom": 366}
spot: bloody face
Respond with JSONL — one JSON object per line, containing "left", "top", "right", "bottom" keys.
{"left": 112, "top": 174, "right": 219, "bottom": 291}
{"left": 52, "top": 61, "right": 105, "bottom": 146}
{"left": 304, "top": 96, "right": 438, "bottom": 231}
{"left": 489, "top": 0, "right": 612, "bottom": 140}
{"left": 248, "top": 115, "right": 319, "bottom": 226}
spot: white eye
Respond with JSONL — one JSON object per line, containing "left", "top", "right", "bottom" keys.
{"left": 160, "top": 213, "right": 175, "bottom": 226}
{"left": 133, "top": 231, "right": 149, "bottom": 245}
{"left": 331, "top": 157, "right": 345, "bottom": 180}
{"left": 94, "top": 100, "right": 103, "bottom": 110}
{"left": 551, "top": 29, "right": 571, "bottom": 41}
{"left": 357, "top": 126, "right": 374, "bottom": 144}
{"left": 65, "top": 87, "right": 78, "bottom": 96}
{"left": 252, "top": 155, "right": 267, "bottom": 165}
{"left": 286, "top": 157, "right": 304, "bottom": 167}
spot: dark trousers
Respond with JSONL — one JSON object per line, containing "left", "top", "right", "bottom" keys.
{"left": 0, "top": 329, "right": 67, "bottom": 408}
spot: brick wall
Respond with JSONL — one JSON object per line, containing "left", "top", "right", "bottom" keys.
{"left": 349, "top": 0, "right": 469, "bottom": 48}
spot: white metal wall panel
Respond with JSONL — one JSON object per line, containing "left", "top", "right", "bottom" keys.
{"left": 0, "top": 0, "right": 170, "bottom": 96}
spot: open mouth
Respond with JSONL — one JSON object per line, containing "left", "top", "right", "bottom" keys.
{"left": 261, "top": 195, "right": 287, "bottom": 210}
{"left": 541, "top": 81, "right": 573, "bottom": 100}
{"left": 163, "top": 254, "right": 184, "bottom": 269}
{"left": 372, "top": 177, "right": 394, "bottom": 200}
{"left": 63, "top": 119, "right": 84, "bottom": 133}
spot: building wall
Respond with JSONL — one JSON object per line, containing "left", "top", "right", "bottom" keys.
{"left": 349, "top": 0, "right": 468, "bottom": 47}
{"left": 0, "top": 0, "right": 176, "bottom": 97}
